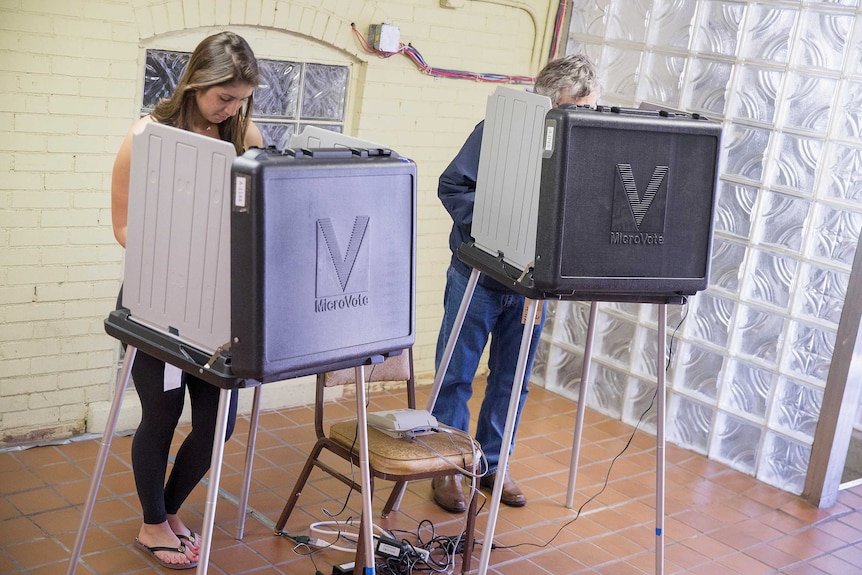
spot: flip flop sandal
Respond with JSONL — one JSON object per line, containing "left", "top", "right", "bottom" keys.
{"left": 134, "top": 537, "right": 198, "bottom": 570}
{"left": 176, "top": 531, "right": 199, "bottom": 547}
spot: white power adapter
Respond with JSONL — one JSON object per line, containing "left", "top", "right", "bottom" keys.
{"left": 366, "top": 408, "right": 438, "bottom": 438}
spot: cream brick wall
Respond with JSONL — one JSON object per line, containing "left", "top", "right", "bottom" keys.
{"left": 0, "top": 0, "right": 557, "bottom": 445}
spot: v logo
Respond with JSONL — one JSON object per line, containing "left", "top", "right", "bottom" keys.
{"left": 318, "top": 216, "right": 370, "bottom": 292}
{"left": 616, "top": 164, "right": 669, "bottom": 229}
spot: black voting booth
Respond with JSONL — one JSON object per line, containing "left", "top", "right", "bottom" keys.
{"left": 428, "top": 91, "right": 722, "bottom": 575}
{"left": 230, "top": 146, "right": 416, "bottom": 381}
{"left": 109, "top": 141, "right": 416, "bottom": 387}
{"left": 69, "top": 123, "right": 416, "bottom": 575}
{"left": 459, "top": 103, "right": 721, "bottom": 303}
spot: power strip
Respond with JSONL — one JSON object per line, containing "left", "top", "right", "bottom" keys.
{"left": 330, "top": 535, "right": 432, "bottom": 575}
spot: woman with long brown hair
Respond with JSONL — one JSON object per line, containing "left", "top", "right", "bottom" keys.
{"left": 111, "top": 31, "right": 262, "bottom": 570}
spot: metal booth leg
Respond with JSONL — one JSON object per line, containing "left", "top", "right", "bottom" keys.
{"left": 656, "top": 304, "right": 667, "bottom": 575}
{"left": 195, "top": 387, "right": 233, "bottom": 575}
{"left": 563, "top": 302, "right": 668, "bottom": 575}
{"left": 425, "top": 268, "right": 481, "bottom": 412}
{"left": 353, "top": 365, "right": 376, "bottom": 574}
{"left": 476, "top": 298, "right": 539, "bottom": 575}
{"left": 422, "top": 267, "right": 537, "bottom": 575}
{"left": 235, "top": 385, "right": 263, "bottom": 539}
{"left": 66, "top": 346, "right": 137, "bottom": 575}
{"left": 565, "top": 301, "right": 599, "bottom": 508}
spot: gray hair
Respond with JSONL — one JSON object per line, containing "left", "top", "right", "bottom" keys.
{"left": 534, "top": 53, "right": 600, "bottom": 105}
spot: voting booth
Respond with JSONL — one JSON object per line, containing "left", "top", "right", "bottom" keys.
{"left": 430, "top": 86, "right": 722, "bottom": 575}
{"left": 229, "top": 146, "right": 416, "bottom": 382}
{"left": 115, "top": 123, "right": 416, "bottom": 385}
{"left": 462, "top": 86, "right": 721, "bottom": 303}
{"left": 71, "top": 123, "right": 417, "bottom": 575}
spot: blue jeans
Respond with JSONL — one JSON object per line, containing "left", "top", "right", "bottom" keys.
{"left": 432, "top": 265, "right": 546, "bottom": 474}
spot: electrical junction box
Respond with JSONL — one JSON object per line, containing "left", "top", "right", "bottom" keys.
{"left": 369, "top": 23, "right": 400, "bottom": 52}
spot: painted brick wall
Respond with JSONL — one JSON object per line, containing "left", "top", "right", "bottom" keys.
{"left": 0, "top": 0, "right": 553, "bottom": 443}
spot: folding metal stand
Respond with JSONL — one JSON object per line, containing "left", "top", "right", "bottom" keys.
{"left": 63, "top": 349, "right": 261, "bottom": 575}
{"left": 232, "top": 367, "right": 377, "bottom": 572}
{"left": 66, "top": 346, "right": 136, "bottom": 575}
{"left": 235, "top": 385, "right": 263, "bottom": 540}
{"left": 564, "top": 301, "right": 667, "bottom": 575}
{"left": 66, "top": 312, "right": 380, "bottom": 575}
{"left": 425, "top": 267, "right": 537, "bottom": 575}
{"left": 426, "top": 267, "right": 671, "bottom": 575}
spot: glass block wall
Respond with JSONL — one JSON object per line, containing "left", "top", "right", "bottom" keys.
{"left": 533, "top": 0, "right": 862, "bottom": 495}
{"left": 143, "top": 50, "right": 349, "bottom": 148}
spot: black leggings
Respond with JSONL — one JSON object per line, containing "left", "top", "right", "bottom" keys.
{"left": 117, "top": 288, "right": 238, "bottom": 524}
{"left": 130, "top": 351, "right": 238, "bottom": 524}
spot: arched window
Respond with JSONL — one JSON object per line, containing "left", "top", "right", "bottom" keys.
{"left": 143, "top": 49, "right": 349, "bottom": 148}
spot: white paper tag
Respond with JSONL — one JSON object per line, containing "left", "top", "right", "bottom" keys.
{"left": 521, "top": 300, "right": 541, "bottom": 325}
{"left": 234, "top": 176, "right": 246, "bottom": 208}
{"left": 544, "top": 125, "right": 555, "bottom": 151}
{"left": 164, "top": 364, "right": 182, "bottom": 392}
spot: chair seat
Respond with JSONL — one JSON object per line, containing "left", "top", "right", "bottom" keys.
{"left": 273, "top": 349, "right": 479, "bottom": 574}
{"left": 330, "top": 421, "right": 476, "bottom": 476}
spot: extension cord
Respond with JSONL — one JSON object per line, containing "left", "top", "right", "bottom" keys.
{"left": 412, "top": 547, "right": 431, "bottom": 562}
{"left": 445, "top": 534, "right": 476, "bottom": 555}
{"left": 277, "top": 531, "right": 327, "bottom": 548}
{"left": 304, "top": 537, "right": 328, "bottom": 548}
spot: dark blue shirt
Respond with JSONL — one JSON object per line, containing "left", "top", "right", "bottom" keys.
{"left": 438, "top": 121, "right": 512, "bottom": 293}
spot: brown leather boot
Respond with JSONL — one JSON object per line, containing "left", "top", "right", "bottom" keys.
{"left": 480, "top": 471, "right": 526, "bottom": 507}
{"left": 431, "top": 474, "right": 466, "bottom": 513}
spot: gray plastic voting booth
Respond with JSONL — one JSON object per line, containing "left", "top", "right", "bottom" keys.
{"left": 67, "top": 122, "right": 416, "bottom": 575}
{"left": 427, "top": 86, "right": 722, "bottom": 575}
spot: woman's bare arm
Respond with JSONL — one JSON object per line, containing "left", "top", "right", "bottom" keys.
{"left": 111, "top": 117, "right": 152, "bottom": 248}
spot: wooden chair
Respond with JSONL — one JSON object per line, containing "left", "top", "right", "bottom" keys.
{"left": 273, "top": 348, "right": 480, "bottom": 573}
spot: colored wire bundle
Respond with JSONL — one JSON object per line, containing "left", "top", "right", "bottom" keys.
{"left": 549, "top": 0, "right": 568, "bottom": 61}
{"left": 351, "top": 23, "right": 534, "bottom": 85}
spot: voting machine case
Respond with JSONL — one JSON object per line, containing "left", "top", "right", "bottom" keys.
{"left": 229, "top": 148, "right": 417, "bottom": 382}
{"left": 529, "top": 105, "right": 722, "bottom": 301}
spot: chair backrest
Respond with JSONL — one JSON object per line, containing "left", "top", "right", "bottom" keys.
{"left": 323, "top": 349, "right": 412, "bottom": 388}
{"left": 313, "top": 349, "right": 416, "bottom": 436}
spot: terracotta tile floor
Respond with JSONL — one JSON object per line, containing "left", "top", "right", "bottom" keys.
{"left": 2, "top": 381, "right": 862, "bottom": 575}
